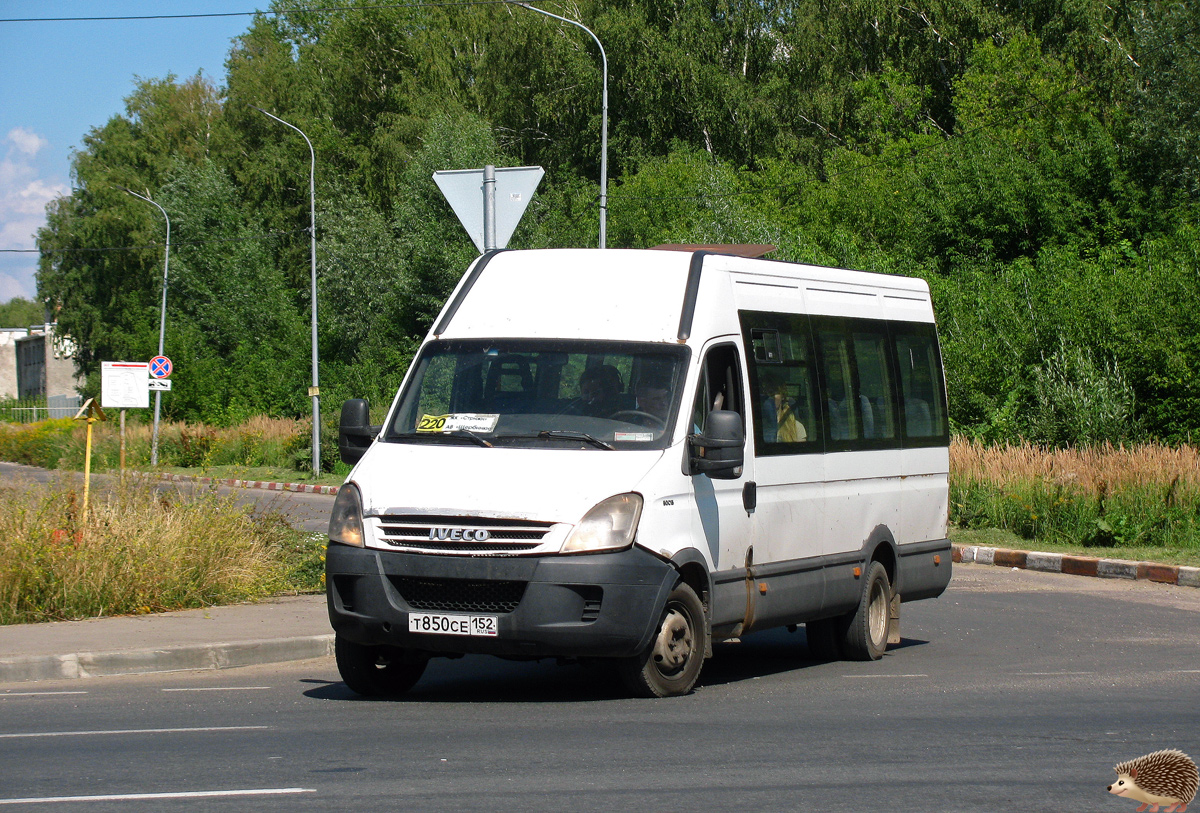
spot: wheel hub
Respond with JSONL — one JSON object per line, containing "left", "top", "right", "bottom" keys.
{"left": 652, "top": 608, "right": 693, "bottom": 673}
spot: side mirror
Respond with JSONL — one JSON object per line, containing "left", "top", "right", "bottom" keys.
{"left": 339, "top": 399, "right": 380, "bottom": 465}
{"left": 686, "top": 410, "right": 745, "bottom": 480}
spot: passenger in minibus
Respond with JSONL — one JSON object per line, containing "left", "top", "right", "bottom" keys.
{"left": 826, "top": 364, "right": 875, "bottom": 440}
{"left": 761, "top": 372, "right": 807, "bottom": 443}
{"left": 578, "top": 365, "right": 627, "bottom": 417}
{"left": 632, "top": 370, "right": 673, "bottom": 423}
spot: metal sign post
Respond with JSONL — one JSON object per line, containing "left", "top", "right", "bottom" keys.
{"left": 433, "top": 166, "right": 544, "bottom": 254}
{"left": 72, "top": 398, "right": 107, "bottom": 525}
{"left": 148, "top": 355, "right": 172, "bottom": 465}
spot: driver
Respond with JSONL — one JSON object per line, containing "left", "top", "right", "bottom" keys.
{"left": 632, "top": 369, "right": 673, "bottom": 423}
{"left": 578, "top": 365, "right": 625, "bottom": 417}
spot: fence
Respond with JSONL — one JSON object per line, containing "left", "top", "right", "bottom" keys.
{"left": 0, "top": 394, "right": 83, "bottom": 423}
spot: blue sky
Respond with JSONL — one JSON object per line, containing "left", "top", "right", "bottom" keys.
{"left": 0, "top": 1, "right": 258, "bottom": 302}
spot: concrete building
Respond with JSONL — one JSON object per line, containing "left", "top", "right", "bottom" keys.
{"left": 1, "top": 323, "right": 83, "bottom": 418}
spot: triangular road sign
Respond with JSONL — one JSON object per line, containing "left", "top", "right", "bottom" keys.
{"left": 433, "top": 166, "right": 544, "bottom": 253}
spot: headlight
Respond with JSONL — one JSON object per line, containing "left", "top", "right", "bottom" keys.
{"left": 328, "top": 484, "right": 365, "bottom": 547}
{"left": 561, "top": 493, "right": 643, "bottom": 554}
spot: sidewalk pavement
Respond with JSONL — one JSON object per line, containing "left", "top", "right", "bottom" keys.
{"left": 0, "top": 595, "right": 332, "bottom": 685}
{"left": 2, "top": 469, "right": 1198, "bottom": 685}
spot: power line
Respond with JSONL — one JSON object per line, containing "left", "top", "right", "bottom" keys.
{"left": 0, "top": 0, "right": 542, "bottom": 23}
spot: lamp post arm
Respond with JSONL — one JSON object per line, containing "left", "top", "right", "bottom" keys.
{"left": 118, "top": 185, "right": 171, "bottom": 466}
{"left": 250, "top": 105, "right": 321, "bottom": 475}
{"left": 512, "top": 2, "right": 607, "bottom": 249}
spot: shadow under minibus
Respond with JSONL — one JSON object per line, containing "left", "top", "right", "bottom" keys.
{"left": 302, "top": 629, "right": 929, "bottom": 703}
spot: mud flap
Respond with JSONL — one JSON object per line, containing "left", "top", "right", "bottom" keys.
{"left": 887, "top": 592, "right": 901, "bottom": 646}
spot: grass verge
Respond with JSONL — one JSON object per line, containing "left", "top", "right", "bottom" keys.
{"left": 950, "top": 439, "right": 1200, "bottom": 564}
{"left": 0, "top": 474, "right": 325, "bottom": 625}
{"left": 949, "top": 526, "right": 1200, "bottom": 567}
{"left": 154, "top": 464, "right": 344, "bottom": 488}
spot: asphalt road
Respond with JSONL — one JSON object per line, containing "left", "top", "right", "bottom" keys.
{"left": 2, "top": 565, "right": 1198, "bottom": 812}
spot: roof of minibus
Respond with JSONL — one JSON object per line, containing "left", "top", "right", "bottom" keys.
{"left": 430, "top": 248, "right": 933, "bottom": 344}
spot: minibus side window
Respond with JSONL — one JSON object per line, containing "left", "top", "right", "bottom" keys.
{"left": 690, "top": 344, "right": 745, "bottom": 433}
{"left": 894, "top": 325, "right": 949, "bottom": 444}
{"left": 740, "top": 312, "right": 822, "bottom": 456}
{"left": 816, "top": 323, "right": 867, "bottom": 443}
{"left": 852, "top": 327, "right": 897, "bottom": 441}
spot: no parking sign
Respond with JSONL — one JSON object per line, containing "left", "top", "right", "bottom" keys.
{"left": 149, "top": 355, "right": 172, "bottom": 379}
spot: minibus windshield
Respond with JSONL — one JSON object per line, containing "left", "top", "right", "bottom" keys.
{"left": 385, "top": 340, "right": 689, "bottom": 450}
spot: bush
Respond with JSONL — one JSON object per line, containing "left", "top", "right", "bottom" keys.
{"left": 0, "top": 474, "right": 324, "bottom": 624}
{"left": 1025, "top": 340, "right": 1141, "bottom": 447}
{"left": 0, "top": 416, "right": 309, "bottom": 472}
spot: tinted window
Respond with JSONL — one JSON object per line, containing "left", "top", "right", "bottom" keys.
{"left": 894, "top": 324, "right": 949, "bottom": 443}
{"left": 387, "top": 339, "right": 688, "bottom": 449}
{"left": 741, "top": 314, "right": 822, "bottom": 456}
{"left": 743, "top": 310, "right": 947, "bottom": 453}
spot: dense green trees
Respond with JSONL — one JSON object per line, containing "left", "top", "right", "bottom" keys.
{"left": 35, "top": 0, "right": 1200, "bottom": 453}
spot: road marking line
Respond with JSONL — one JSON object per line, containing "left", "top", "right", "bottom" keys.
{"left": 1166, "top": 669, "right": 1200, "bottom": 673}
{"left": 0, "top": 788, "right": 314, "bottom": 805}
{"left": 0, "top": 726, "right": 269, "bottom": 740}
{"left": 842, "top": 674, "right": 928, "bottom": 678}
{"left": 1015, "top": 671, "right": 1095, "bottom": 675}
{"left": 0, "top": 691, "right": 88, "bottom": 697}
{"left": 160, "top": 687, "right": 271, "bottom": 692}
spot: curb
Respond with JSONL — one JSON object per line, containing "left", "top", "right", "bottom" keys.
{"left": 0, "top": 635, "right": 335, "bottom": 685}
{"left": 952, "top": 544, "right": 1200, "bottom": 589}
{"left": 151, "top": 472, "right": 340, "bottom": 495}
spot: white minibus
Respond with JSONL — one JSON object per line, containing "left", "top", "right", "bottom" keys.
{"left": 327, "top": 247, "right": 951, "bottom": 697}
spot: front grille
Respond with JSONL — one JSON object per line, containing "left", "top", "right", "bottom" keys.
{"left": 374, "top": 515, "right": 554, "bottom": 554}
{"left": 390, "top": 576, "right": 527, "bottom": 614}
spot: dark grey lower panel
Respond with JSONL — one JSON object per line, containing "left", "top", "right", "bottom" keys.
{"left": 710, "top": 538, "right": 953, "bottom": 632}
{"left": 326, "top": 543, "right": 676, "bottom": 659}
{"left": 896, "top": 537, "right": 952, "bottom": 601}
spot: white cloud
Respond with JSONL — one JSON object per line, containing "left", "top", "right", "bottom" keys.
{"left": 0, "top": 272, "right": 29, "bottom": 302}
{"left": 0, "top": 128, "right": 68, "bottom": 300}
{"left": 7, "top": 127, "right": 48, "bottom": 157}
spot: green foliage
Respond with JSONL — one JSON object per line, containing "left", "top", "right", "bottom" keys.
{"left": 30, "top": 0, "right": 1200, "bottom": 447}
{"left": 0, "top": 298, "right": 44, "bottom": 328}
{"left": 1025, "top": 340, "right": 1140, "bottom": 446}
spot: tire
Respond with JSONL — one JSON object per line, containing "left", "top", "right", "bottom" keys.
{"left": 335, "top": 634, "right": 428, "bottom": 697}
{"left": 839, "top": 561, "right": 892, "bottom": 661}
{"left": 805, "top": 617, "right": 842, "bottom": 662}
{"left": 619, "top": 583, "right": 708, "bottom": 698}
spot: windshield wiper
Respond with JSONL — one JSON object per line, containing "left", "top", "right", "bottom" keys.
{"left": 391, "top": 430, "right": 492, "bottom": 447}
{"left": 536, "top": 430, "right": 615, "bottom": 450}
{"left": 447, "top": 429, "right": 493, "bottom": 447}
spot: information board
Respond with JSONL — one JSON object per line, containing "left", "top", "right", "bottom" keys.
{"left": 101, "top": 361, "right": 150, "bottom": 409}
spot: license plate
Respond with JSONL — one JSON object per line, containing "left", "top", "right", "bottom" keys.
{"left": 408, "top": 612, "right": 498, "bottom": 637}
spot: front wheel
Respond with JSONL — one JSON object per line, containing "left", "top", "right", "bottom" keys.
{"left": 839, "top": 561, "right": 892, "bottom": 661}
{"left": 619, "top": 583, "right": 708, "bottom": 698}
{"left": 335, "top": 634, "right": 428, "bottom": 697}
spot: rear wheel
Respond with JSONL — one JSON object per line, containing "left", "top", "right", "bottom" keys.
{"left": 619, "top": 583, "right": 707, "bottom": 698}
{"left": 335, "top": 634, "right": 428, "bottom": 697}
{"left": 839, "top": 561, "right": 892, "bottom": 661}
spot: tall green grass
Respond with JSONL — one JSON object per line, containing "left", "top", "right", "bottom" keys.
{"left": 950, "top": 439, "right": 1200, "bottom": 552}
{"left": 0, "top": 474, "right": 325, "bottom": 625}
{"left": 0, "top": 416, "right": 308, "bottom": 472}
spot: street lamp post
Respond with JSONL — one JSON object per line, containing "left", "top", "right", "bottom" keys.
{"left": 511, "top": 2, "right": 608, "bottom": 249}
{"left": 121, "top": 187, "right": 170, "bottom": 466}
{"left": 251, "top": 105, "right": 321, "bottom": 476}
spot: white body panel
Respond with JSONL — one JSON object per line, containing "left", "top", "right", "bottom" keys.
{"left": 349, "top": 248, "right": 948, "bottom": 615}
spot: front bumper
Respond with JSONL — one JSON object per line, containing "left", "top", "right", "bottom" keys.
{"left": 326, "top": 544, "right": 677, "bottom": 659}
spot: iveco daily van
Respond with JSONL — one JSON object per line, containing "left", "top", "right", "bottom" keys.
{"left": 327, "top": 247, "right": 952, "bottom": 697}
